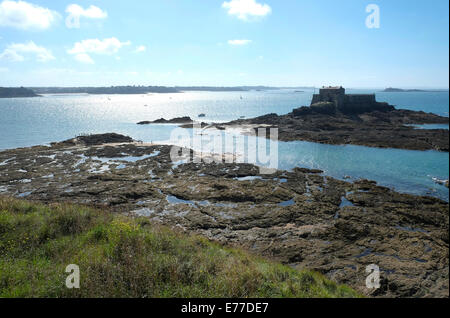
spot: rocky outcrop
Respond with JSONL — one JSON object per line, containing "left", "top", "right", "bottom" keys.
{"left": 0, "top": 134, "right": 448, "bottom": 298}
{"left": 51, "top": 133, "right": 134, "bottom": 147}
{"left": 218, "top": 107, "right": 449, "bottom": 151}
{"left": 138, "top": 117, "right": 193, "bottom": 125}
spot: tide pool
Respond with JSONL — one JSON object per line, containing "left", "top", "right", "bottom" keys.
{"left": 159, "top": 126, "right": 449, "bottom": 201}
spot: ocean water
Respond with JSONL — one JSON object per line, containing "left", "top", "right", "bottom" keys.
{"left": 0, "top": 89, "right": 448, "bottom": 200}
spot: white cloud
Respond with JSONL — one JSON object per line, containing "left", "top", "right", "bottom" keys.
{"left": 65, "top": 4, "right": 107, "bottom": 29}
{"left": 67, "top": 37, "right": 131, "bottom": 64}
{"left": 0, "top": 48, "right": 24, "bottom": 61}
{"left": 0, "top": 0, "right": 60, "bottom": 30}
{"left": 222, "top": 0, "right": 271, "bottom": 21}
{"left": 68, "top": 38, "right": 130, "bottom": 55}
{"left": 134, "top": 45, "right": 146, "bottom": 53}
{"left": 228, "top": 39, "right": 252, "bottom": 45}
{"left": 73, "top": 53, "right": 94, "bottom": 64}
{"left": 0, "top": 41, "right": 55, "bottom": 62}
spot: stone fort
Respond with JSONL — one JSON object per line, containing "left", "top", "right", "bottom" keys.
{"left": 309, "top": 86, "right": 393, "bottom": 114}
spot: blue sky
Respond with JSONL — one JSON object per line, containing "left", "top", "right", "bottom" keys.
{"left": 0, "top": 0, "right": 448, "bottom": 88}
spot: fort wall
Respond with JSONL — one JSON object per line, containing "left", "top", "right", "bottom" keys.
{"left": 308, "top": 87, "right": 394, "bottom": 115}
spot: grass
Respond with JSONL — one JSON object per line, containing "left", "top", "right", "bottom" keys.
{"left": 0, "top": 197, "right": 360, "bottom": 298}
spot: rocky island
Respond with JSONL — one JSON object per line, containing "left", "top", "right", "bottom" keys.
{"left": 137, "top": 116, "right": 195, "bottom": 125}
{"left": 0, "top": 133, "right": 448, "bottom": 298}
{"left": 211, "top": 87, "right": 449, "bottom": 151}
{"left": 382, "top": 88, "right": 447, "bottom": 93}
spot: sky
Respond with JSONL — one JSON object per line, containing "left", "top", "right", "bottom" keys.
{"left": 0, "top": 0, "right": 448, "bottom": 88}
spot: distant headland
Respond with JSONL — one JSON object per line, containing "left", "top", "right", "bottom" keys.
{"left": 0, "top": 87, "right": 40, "bottom": 98}
{"left": 382, "top": 87, "right": 447, "bottom": 93}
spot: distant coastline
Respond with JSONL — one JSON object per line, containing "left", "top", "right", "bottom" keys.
{"left": 28, "top": 86, "right": 309, "bottom": 95}
{"left": 382, "top": 87, "right": 448, "bottom": 93}
{"left": 2, "top": 86, "right": 448, "bottom": 97}
{"left": 29, "top": 86, "right": 262, "bottom": 95}
{"left": 31, "top": 86, "right": 178, "bottom": 95}
{"left": 0, "top": 87, "right": 40, "bottom": 98}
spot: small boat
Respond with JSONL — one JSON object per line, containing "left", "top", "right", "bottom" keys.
{"left": 198, "top": 113, "right": 206, "bottom": 118}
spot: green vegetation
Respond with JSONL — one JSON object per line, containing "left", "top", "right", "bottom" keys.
{"left": 0, "top": 197, "right": 359, "bottom": 298}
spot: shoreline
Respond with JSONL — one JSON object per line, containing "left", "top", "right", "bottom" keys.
{"left": 210, "top": 109, "right": 450, "bottom": 152}
{"left": 0, "top": 133, "right": 448, "bottom": 297}
{"left": 3, "top": 127, "right": 447, "bottom": 200}
{"left": 137, "top": 103, "right": 450, "bottom": 152}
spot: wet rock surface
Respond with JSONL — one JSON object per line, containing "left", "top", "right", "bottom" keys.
{"left": 214, "top": 108, "right": 449, "bottom": 151}
{"left": 0, "top": 134, "right": 448, "bottom": 298}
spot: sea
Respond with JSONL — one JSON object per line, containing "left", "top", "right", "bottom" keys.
{"left": 0, "top": 88, "right": 448, "bottom": 200}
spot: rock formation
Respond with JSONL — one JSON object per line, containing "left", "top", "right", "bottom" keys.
{"left": 0, "top": 133, "right": 448, "bottom": 298}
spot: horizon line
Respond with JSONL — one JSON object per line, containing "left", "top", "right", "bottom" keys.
{"left": 2, "top": 85, "right": 449, "bottom": 90}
